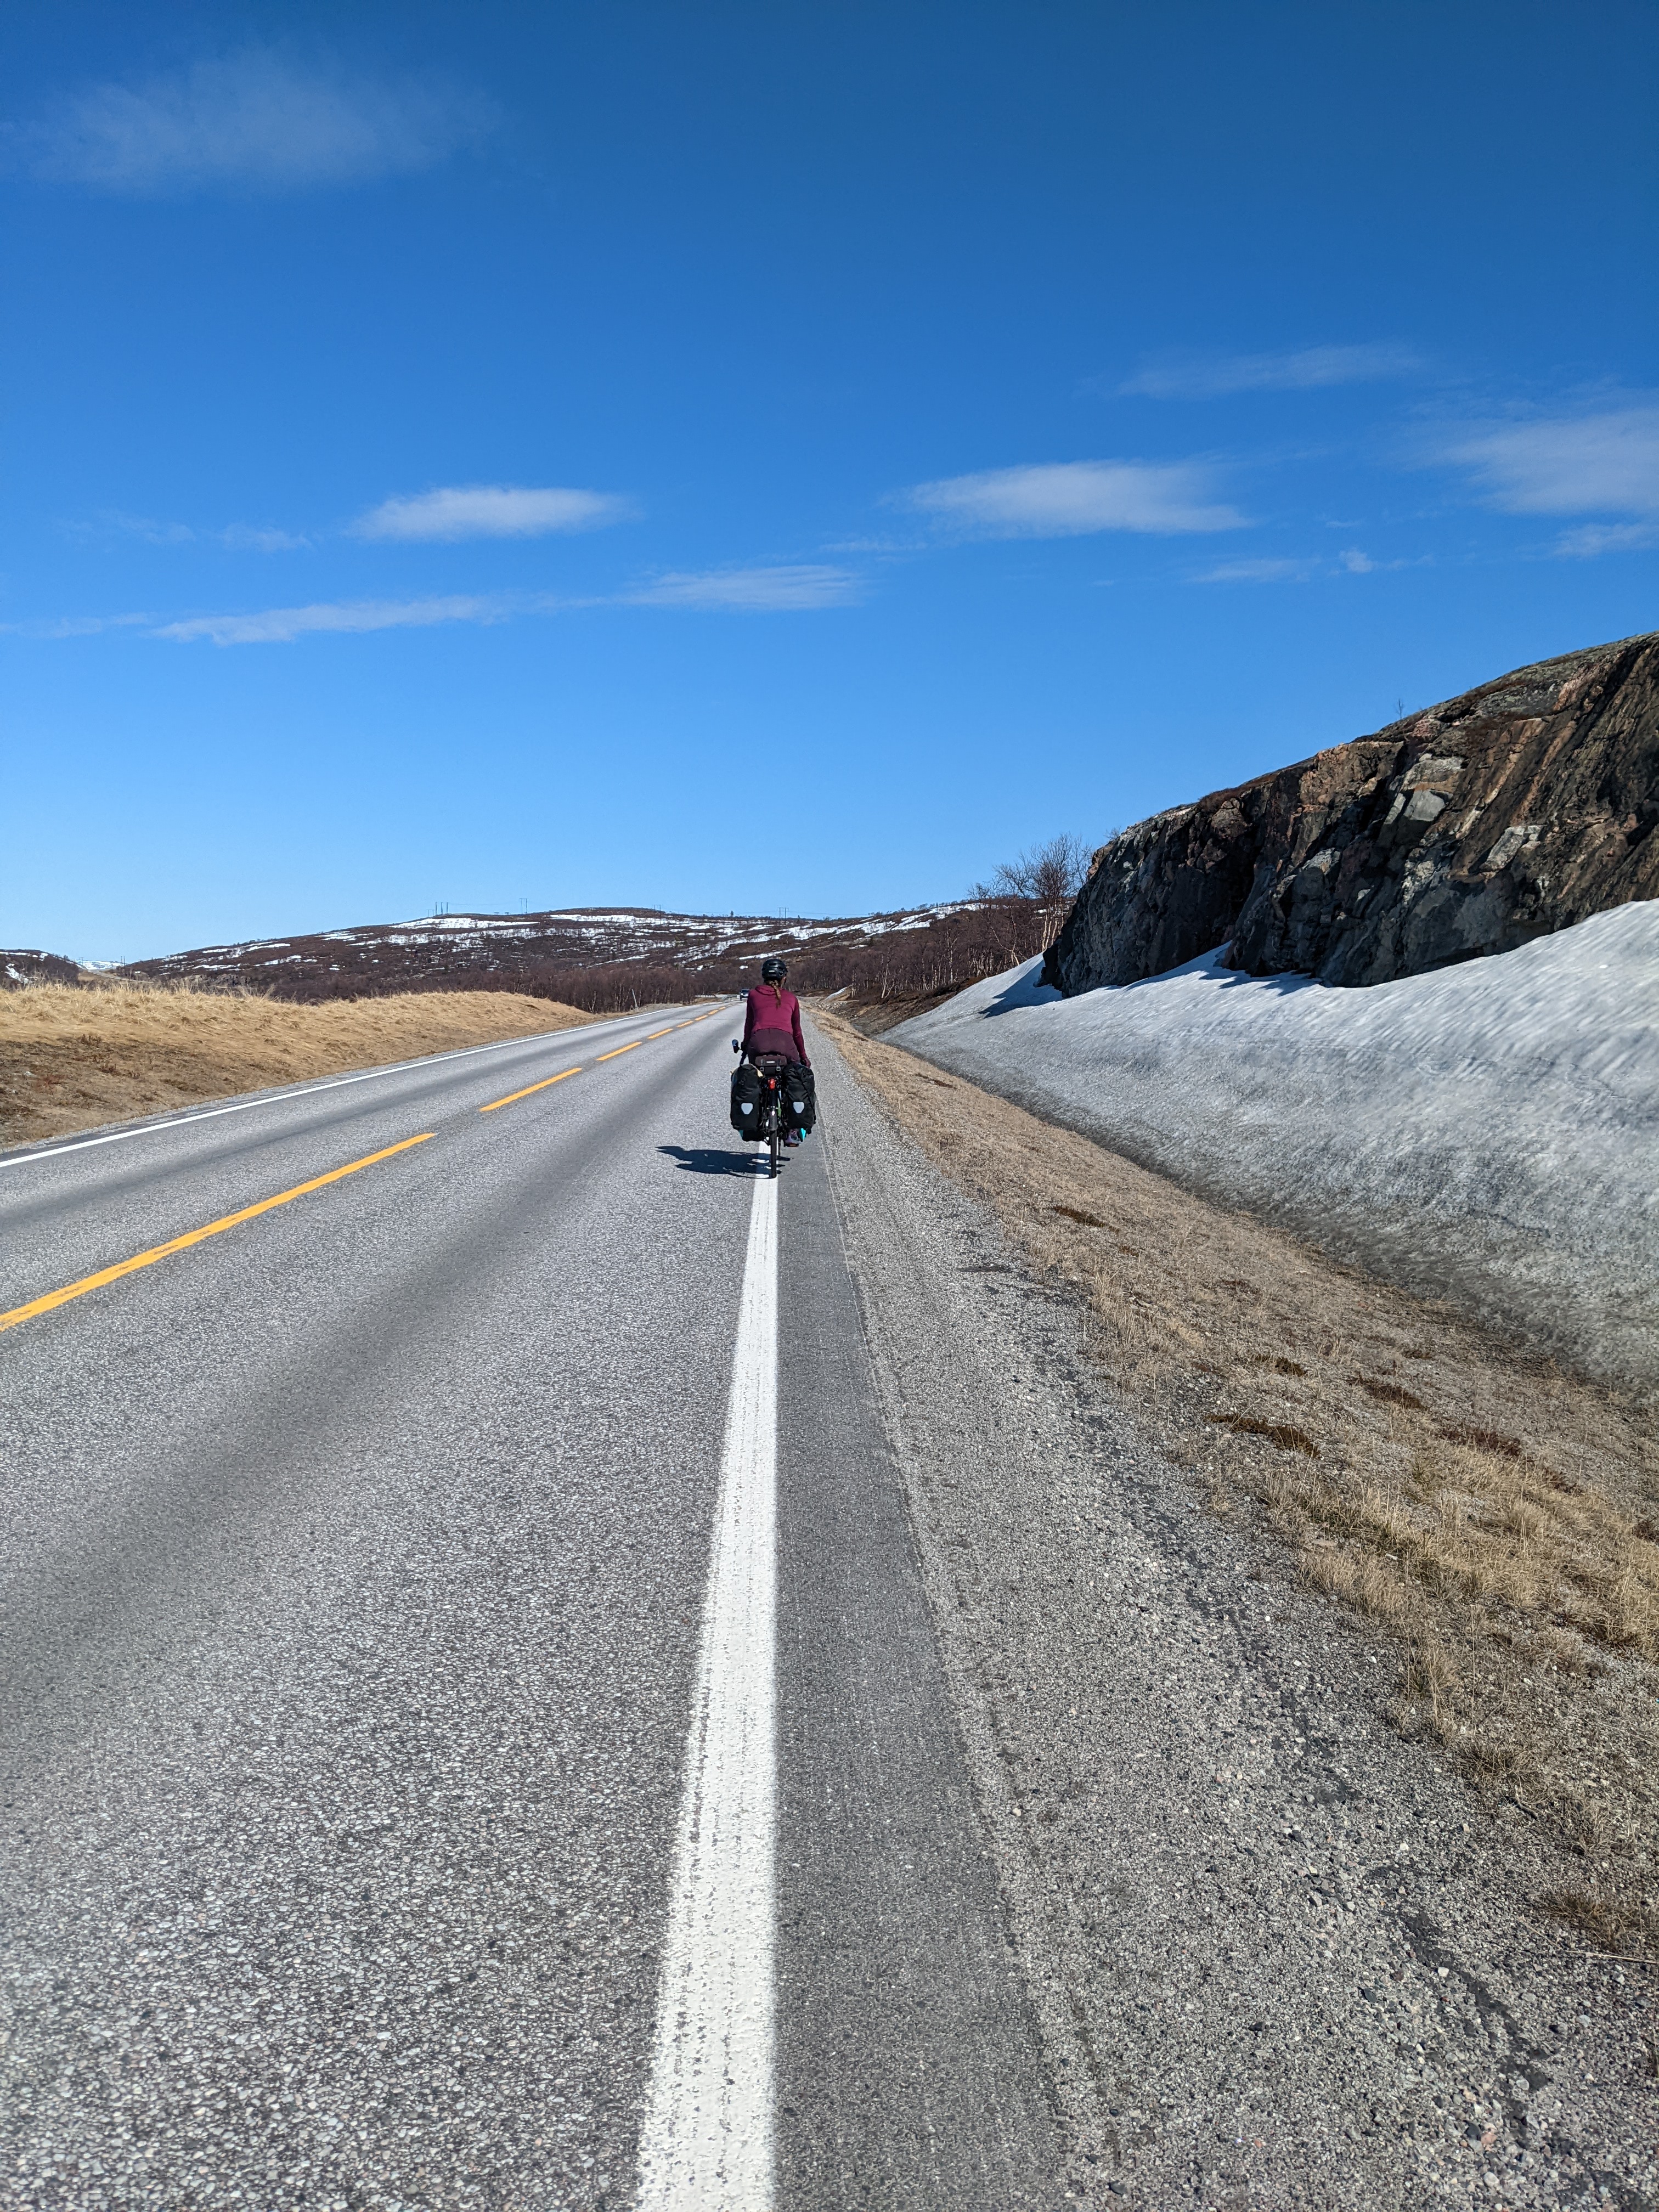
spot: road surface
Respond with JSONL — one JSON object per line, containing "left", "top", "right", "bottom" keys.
{"left": 1, "top": 1006, "right": 1058, "bottom": 2210}
{"left": 2, "top": 1006, "right": 1648, "bottom": 2210}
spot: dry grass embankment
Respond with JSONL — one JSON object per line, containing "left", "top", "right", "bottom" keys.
{"left": 818, "top": 1008, "right": 1659, "bottom": 1951}
{"left": 0, "top": 980, "right": 594, "bottom": 1148}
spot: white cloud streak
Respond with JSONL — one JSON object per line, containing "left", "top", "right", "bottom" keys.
{"left": 67, "top": 510, "right": 310, "bottom": 551}
{"left": 1192, "top": 556, "right": 1311, "bottom": 585}
{"left": 66, "top": 510, "right": 195, "bottom": 548}
{"left": 219, "top": 523, "right": 311, "bottom": 552}
{"left": 352, "top": 484, "right": 630, "bottom": 542}
{"left": 1192, "top": 546, "right": 1427, "bottom": 584}
{"left": 619, "top": 565, "right": 861, "bottom": 610}
{"left": 903, "top": 460, "right": 1246, "bottom": 538}
{"left": 18, "top": 49, "right": 493, "bottom": 194}
{"left": 0, "top": 612, "right": 155, "bottom": 639}
{"left": 48, "top": 567, "right": 860, "bottom": 646}
{"left": 1555, "top": 520, "right": 1659, "bottom": 557}
{"left": 1120, "top": 344, "right": 1421, "bottom": 399}
{"left": 1434, "top": 403, "right": 1659, "bottom": 524}
{"left": 153, "top": 594, "right": 512, "bottom": 646}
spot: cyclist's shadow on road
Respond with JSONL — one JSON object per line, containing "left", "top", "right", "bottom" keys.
{"left": 658, "top": 1145, "right": 764, "bottom": 1177}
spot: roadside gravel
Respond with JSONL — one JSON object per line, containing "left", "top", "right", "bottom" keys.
{"left": 813, "top": 1022, "right": 1658, "bottom": 2211}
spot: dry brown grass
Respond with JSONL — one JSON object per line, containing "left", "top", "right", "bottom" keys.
{"left": 0, "top": 979, "right": 593, "bottom": 1147}
{"left": 819, "top": 1009, "right": 1659, "bottom": 1936}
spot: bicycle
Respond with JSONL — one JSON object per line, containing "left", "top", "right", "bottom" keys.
{"left": 751, "top": 1052, "right": 789, "bottom": 1178}
{"left": 732, "top": 1043, "right": 793, "bottom": 1178}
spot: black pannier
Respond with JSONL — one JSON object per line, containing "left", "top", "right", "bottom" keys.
{"left": 782, "top": 1062, "right": 817, "bottom": 1131}
{"left": 730, "top": 1060, "right": 764, "bottom": 1136}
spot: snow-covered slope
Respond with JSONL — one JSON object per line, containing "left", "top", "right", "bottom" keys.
{"left": 891, "top": 902, "right": 1659, "bottom": 1392}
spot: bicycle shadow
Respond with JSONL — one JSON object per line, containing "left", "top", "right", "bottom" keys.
{"left": 658, "top": 1145, "right": 765, "bottom": 1177}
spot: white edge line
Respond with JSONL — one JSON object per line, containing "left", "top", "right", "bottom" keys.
{"left": 0, "top": 1004, "right": 729, "bottom": 1172}
{"left": 636, "top": 1165, "right": 777, "bottom": 2210}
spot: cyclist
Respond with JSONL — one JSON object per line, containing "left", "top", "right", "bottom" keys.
{"left": 742, "top": 958, "right": 811, "bottom": 1146}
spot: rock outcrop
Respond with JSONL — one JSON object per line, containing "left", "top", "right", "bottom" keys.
{"left": 1044, "top": 631, "right": 1659, "bottom": 992}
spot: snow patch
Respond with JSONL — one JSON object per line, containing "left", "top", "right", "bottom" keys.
{"left": 892, "top": 904, "right": 1659, "bottom": 1391}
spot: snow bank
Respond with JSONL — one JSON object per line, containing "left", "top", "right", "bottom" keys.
{"left": 890, "top": 902, "right": 1659, "bottom": 1393}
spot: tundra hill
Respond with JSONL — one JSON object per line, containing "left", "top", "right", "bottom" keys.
{"left": 120, "top": 899, "right": 1041, "bottom": 1013}
{"left": 1047, "top": 628, "right": 1658, "bottom": 992}
{"left": 1, "top": 950, "right": 79, "bottom": 988}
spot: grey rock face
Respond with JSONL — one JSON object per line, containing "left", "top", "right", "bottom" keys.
{"left": 1046, "top": 631, "right": 1659, "bottom": 990}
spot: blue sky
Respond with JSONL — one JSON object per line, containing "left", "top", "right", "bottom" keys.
{"left": 4, "top": 2, "right": 1656, "bottom": 961}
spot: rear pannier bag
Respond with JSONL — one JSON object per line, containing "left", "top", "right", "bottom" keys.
{"left": 782, "top": 1062, "right": 816, "bottom": 1131}
{"left": 730, "top": 1061, "right": 764, "bottom": 1135}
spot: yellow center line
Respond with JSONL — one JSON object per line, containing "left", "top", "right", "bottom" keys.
{"left": 479, "top": 1068, "right": 580, "bottom": 1113}
{"left": 596, "top": 1040, "right": 642, "bottom": 1061}
{"left": 645, "top": 1026, "right": 675, "bottom": 1039}
{"left": 0, "top": 1134, "right": 435, "bottom": 1336}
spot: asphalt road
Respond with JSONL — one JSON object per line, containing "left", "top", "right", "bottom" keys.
{"left": 1, "top": 1006, "right": 1059, "bottom": 2211}
{"left": 5, "top": 1006, "right": 1650, "bottom": 2212}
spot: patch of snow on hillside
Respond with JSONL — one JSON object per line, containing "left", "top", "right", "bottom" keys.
{"left": 891, "top": 902, "right": 1659, "bottom": 1391}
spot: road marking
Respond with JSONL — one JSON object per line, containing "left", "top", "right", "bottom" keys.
{"left": 596, "top": 1040, "right": 642, "bottom": 1062}
{"left": 637, "top": 1167, "right": 777, "bottom": 2211}
{"left": 0, "top": 1012, "right": 656, "bottom": 1172}
{"left": 0, "top": 1135, "right": 433, "bottom": 1335}
{"left": 646, "top": 1025, "right": 676, "bottom": 1039}
{"left": 477, "top": 1068, "right": 580, "bottom": 1113}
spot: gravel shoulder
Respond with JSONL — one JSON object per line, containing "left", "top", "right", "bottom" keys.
{"left": 812, "top": 1017, "right": 1659, "bottom": 2211}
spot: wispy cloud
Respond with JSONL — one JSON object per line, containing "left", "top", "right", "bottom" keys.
{"left": 1120, "top": 343, "right": 1421, "bottom": 400}
{"left": 15, "top": 48, "right": 493, "bottom": 194}
{"left": 1431, "top": 403, "right": 1659, "bottom": 535}
{"left": 820, "top": 532, "right": 924, "bottom": 555}
{"left": 902, "top": 460, "right": 1246, "bottom": 538}
{"left": 65, "top": 509, "right": 195, "bottom": 548}
{"left": 67, "top": 509, "right": 311, "bottom": 551}
{"left": 41, "top": 565, "right": 861, "bottom": 645}
{"left": 1192, "top": 556, "right": 1311, "bottom": 585}
{"left": 619, "top": 565, "right": 860, "bottom": 610}
{"left": 219, "top": 523, "right": 311, "bottom": 552}
{"left": 154, "top": 594, "right": 512, "bottom": 646}
{"left": 1555, "top": 520, "right": 1659, "bottom": 557}
{"left": 0, "top": 611, "right": 155, "bottom": 639}
{"left": 1192, "top": 546, "right": 1419, "bottom": 585}
{"left": 352, "top": 484, "right": 630, "bottom": 542}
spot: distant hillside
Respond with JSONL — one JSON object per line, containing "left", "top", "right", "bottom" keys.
{"left": 1, "top": 949, "right": 79, "bottom": 988}
{"left": 1047, "top": 630, "right": 1658, "bottom": 992}
{"left": 121, "top": 900, "right": 1045, "bottom": 1013}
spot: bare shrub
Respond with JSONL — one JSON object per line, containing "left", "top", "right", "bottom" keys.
{"left": 975, "top": 833, "right": 1097, "bottom": 955}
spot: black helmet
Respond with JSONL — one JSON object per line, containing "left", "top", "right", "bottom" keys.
{"left": 761, "top": 957, "right": 788, "bottom": 983}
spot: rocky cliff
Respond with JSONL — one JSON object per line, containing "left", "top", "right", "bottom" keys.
{"left": 1044, "top": 631, "right": 1659, "bottom": 992}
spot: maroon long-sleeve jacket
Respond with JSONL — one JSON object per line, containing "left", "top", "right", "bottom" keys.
{"left": 742, "top": 983, "right": 808, "bottom": 1064}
